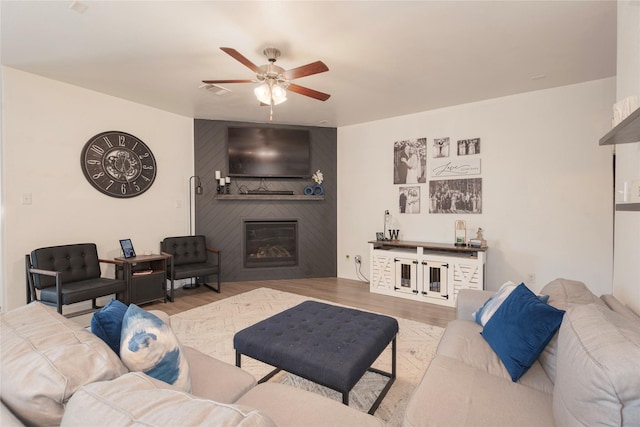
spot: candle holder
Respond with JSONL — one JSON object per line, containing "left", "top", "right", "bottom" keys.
{"left": 225, "top": 185, "right": 230, "bottom": 194}
{"left": 217, "top": 185, "right": 225, "bottom": 194}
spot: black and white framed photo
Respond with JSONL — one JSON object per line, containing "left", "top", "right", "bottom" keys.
{"left": 393, "top": 138, "right": 427, "bottom": 184}
{"left": 429, "top": 178, "right": 482, "bottom": 214}
{"left": 433, "top": 137, "right": 450, "bottom": 158}
{"left": 399, "top": 186, "right": 420, "bottom": 214}
{"left": 457, "top": 138, "right": 481, "bottom": 156}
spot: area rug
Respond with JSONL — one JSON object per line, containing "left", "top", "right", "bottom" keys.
{"left": 170, "top": 288, "right": 444, "bottom": 426}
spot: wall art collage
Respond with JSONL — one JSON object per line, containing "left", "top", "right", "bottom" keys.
{"left": 393, "top": 137, "right": 482, "bottom": 214}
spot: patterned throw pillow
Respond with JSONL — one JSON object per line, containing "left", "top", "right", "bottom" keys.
{"left": 120, "top": 304, "right": 191, "bottom": 392}
{"left": 473, "top": 281, "right": 517, "bottom": 325}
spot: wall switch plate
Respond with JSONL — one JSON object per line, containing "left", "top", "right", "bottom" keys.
{"left": 21, "top": 193, "right": 32, "bottom": 205}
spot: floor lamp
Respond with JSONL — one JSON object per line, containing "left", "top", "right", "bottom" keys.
{"left": 185, "top": 175, "right": 203, "bottom": 289}
{"left": 188, "top": 175, "right": 203, "bottom": 235}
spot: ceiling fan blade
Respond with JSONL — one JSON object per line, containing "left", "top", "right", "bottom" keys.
{"left": 287, "top": 83, "right": 331, "bottom": 101}
{"left": 283, "top": 61, "right": 329, "bottom": 80}
{"left": 202, "top": 79, "right": 254, "bottom": 84}
{"left": 220, "top": 47, "right": 261, "bottom": 74}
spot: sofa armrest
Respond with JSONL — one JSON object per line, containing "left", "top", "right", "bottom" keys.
{"left": 183, "top": 346, "right": 256, "bottom": 403}
{"left": 456, "top": 289, "right": 494, "bottom": 321}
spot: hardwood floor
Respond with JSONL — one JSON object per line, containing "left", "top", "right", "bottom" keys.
{"left": 144, "top": 277, "right": 455, "bottom": 328}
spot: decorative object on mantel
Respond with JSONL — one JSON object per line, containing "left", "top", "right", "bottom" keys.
{"left": 469, "top": 227, "right": 488, "bottom": 248}
{"left": 304, "top": 169, "right": 324, "bottom": 195}
{"left": 388, "top": 229, "right": 400, "bottom": 240}
{"left": 454, "top": 220, "right": 467, "bottom": 246}
{"left": 215, "top": 170, "right": 231, "bottom": 194}
{"left": 380, "top": 210, "right": 391, "bottom": 241}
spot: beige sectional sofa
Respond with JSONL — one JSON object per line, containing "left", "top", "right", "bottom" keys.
{"left": 403, "top": 278, "right": 640, "bottom": 427}
{"left": 0, "top": 302, "right": 382, "bottom": 427}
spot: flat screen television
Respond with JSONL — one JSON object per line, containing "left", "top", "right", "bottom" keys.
{"left": 227, "top": 127, "right": 311, "bottom": 178}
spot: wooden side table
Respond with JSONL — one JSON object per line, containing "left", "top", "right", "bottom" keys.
{"left": 115, "top": 254, "right": 170, "bottom": 305}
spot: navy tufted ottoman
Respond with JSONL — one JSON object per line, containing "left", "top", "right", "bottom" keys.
{"left": 234, "top": 300, "right": 399, "bottom": 414}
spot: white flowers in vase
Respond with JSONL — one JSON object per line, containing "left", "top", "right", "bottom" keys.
{"left": 312, "top": 170, "right": 324, "bottom": 185}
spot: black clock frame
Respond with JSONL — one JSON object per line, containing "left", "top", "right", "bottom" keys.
{"left": 80, "top": 131, "right": 157, "bottom": 198}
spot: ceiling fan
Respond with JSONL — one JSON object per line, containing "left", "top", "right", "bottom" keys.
{"left": 203, "top": 47, "right": 331, "bottom": 107}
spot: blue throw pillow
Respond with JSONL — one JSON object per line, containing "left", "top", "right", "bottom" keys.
{"left": 120, "top": 304, "right": 191, "bottom": 392}
{"left": 91, "top": 298, "right": 128, "bottom": 354}
{"left": 473, "top": 281, "right": 550, "bottom": 326}
{"left": 481, "top": 284, "right": 565, "bottom": 382}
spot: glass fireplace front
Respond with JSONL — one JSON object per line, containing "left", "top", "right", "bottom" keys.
{"left": 244, "top": 220, "right": 298, "bottom": 268}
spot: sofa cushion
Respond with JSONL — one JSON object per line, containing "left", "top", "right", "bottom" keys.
{"left": 403, "top": 355, "right": 554, "bottom": 427}
{"left": 236, "top": 382, "right": 384, "bottom": 427}
{"left": 481, "top": 284, "right": 565, "bottom": 382}
{"left": 540, "top": 278, "right": 603, "bottom": 311}
{"left": 91, "top": 298, "right": 128, "bottom": 354}
{"left": 600, "top": 294, "right": 640, "bottom": 324}
{"left": 436, "top": 320, "right": 553, "bottom": 393}
{"left": 0, "top": 302, "right": 127, "bottom": 426}
{"left": 537, "top": 278, "right": 603, "bottom": 383}
{"left": 120, "top": 304, "right": 191, "bottom": 392}
{"left": 61, "top": 372, "right": 276, "bottom": 427}
{"left": 553, "top": 303, "right": 640, "bottom": 427}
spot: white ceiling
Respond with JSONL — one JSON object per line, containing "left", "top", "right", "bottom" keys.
{"left": 1, "top": 1, "right": 617, "bottom": 128}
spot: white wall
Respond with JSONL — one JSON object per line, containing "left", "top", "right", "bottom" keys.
{"left": 1, "top": 67, "right": 193, "bottom": 311}
{"left": 337, "top": 78, "right": 616, "bottom": 296}
{"left": 613, "top": 0, "right": 640, "bottom": 314}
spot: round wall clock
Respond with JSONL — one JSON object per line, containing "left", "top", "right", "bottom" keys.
{"left": 80, "top": 131, "right": 157, "bottom": 198}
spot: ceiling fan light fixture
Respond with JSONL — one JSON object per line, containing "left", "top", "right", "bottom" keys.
{"left": 271, "top": 83, "right": 287, "bottom": 105}
{"left": 254, "top": 83, "right": 272, "bottom": 104}
{"left": 254, "top": 81, "right": 287, "bottom": 105}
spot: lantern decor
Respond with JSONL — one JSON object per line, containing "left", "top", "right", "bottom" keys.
{"left": 454, "top": 220, "right": 467, "bottom": 247}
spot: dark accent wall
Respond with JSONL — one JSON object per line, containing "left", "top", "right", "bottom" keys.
{"left": 194, "top": 119, "right": 337, "bottom": 282}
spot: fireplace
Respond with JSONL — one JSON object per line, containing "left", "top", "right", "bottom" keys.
{"left": 244, "top": 220, "right": 298, "bottom": 268}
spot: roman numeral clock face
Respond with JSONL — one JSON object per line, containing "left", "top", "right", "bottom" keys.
{"left": 80, "top": 131, "right": 157, "bottom": 198}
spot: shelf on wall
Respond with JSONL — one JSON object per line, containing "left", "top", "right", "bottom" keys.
{"left": 599, "top": 106, "right": 640, "bottom": 145}
{"left": 616, "top": 203, "right": 640, "bottom": 212}
{"left": 215, "top": 194, "right": 324, "bottom": 201}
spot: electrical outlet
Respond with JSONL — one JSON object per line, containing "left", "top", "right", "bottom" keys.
{"left": 354, "top": 255, "right": 362, "bottom": 264}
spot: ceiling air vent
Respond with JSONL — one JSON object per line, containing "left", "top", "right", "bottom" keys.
{"left": 199, "top": 84, "right": 232, "bottom": 96}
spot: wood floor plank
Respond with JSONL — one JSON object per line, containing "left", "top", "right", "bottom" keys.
{"left": 145, "top": 277, "right": 455, "bottom": 328}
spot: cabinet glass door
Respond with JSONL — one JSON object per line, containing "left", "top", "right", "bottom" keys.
{"left": 394, "top": 257, "right": 418, "bottom": 294}
{"left": 421, "top": 260, "right": 448, "bottom": 300}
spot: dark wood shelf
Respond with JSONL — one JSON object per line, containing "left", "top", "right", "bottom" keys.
{"left": 616, "top": 203, "right": 640, "bottom": 212}
{"left": 215, "top": 194, "right": 324, "bottom": 201}
{"left": 600, "top": 106, "right": 640, "bottom": 145}
{"left": 368, "top": 240, "right": 487, "bottom": 254}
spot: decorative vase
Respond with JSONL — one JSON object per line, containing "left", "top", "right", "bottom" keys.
{"left": 312, "top": 184, "right": 324, "bottom": 195}
{"left": 304, "top": 185, "right": 314, "bottom": 195}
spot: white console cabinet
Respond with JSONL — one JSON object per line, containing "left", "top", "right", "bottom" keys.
{"left": 369, "top": 240, "right": 487, "bottom": 308}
